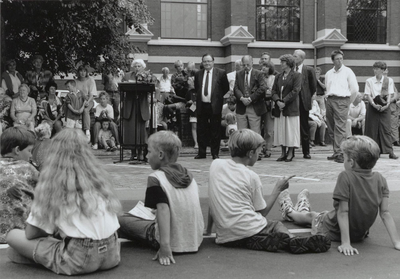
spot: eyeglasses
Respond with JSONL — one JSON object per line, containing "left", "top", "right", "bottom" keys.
{"left": 203, "top": 60, "right": 213, "bottom": 63}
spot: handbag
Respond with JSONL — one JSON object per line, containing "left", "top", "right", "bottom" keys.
{"left": 373, "top": 95, "right": 387, "bottom": 107}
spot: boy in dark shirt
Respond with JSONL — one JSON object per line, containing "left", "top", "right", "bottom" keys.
{"left": 279, "top": 135, "right": 400, "bottom": 255}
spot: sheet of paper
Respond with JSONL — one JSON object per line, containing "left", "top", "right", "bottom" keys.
{"left": 190, "top": 103, "right": 196, "bottom": 112}
{"left": 128, "top": 201, "right": 156, "bottom": 221}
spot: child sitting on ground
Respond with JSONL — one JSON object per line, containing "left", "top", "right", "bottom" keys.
{"left": 92, "top": 91, "right": 120, "bottom": 150}
{"left": 63, "top": 80, "right": 87, "bottom": 130}
{"left": 31, "top": 122, "right": 52, "bottom": 169}
{"left": 118, "top": 130, "right": 204, "bottom": 266}
{"left": 278, "top": 135, "right": 400, "bottom": 256}
{"left": 225, "top": 112, "right": 238, "bottom": 137}
{"left": 0, "top": 127, "right": 38, "bottom": 244}
{"left": 6, "top": 129, "right": 122, "bottom": 275}
{"left": 205, "top": 129, "right": 331, "bottom": 254}
{"left": 98, "top": 120, "right": 117, "bottom": 151}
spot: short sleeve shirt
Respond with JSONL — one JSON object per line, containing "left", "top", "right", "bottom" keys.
{"left": 323, "top": 169, "right": 389, "bottom": 242}
{"left": 208, "top": 159, "right": 267, "bottom": 243}
{"left": 95, "top": 103, "right": 114, "bottom": 119}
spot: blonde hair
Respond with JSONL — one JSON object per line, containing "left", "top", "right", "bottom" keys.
{"left": 30, "top": 129, "right": 121, "bottom": 227}
{"left": 341, "top": 135, "right": 380, "bottom": 169}
{"left": 148, "top": 130, "right": 181, "bottom": 163}
{"left": 228, "top": 129, "right": 265, "bottom": 158}
{"left": 225, "top": 113, "right": 236, "bottom": 125}
{"left": 19, "top": 83, "right": 30, "bottom": 94}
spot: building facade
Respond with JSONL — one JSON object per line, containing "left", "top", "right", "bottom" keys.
{"left": 128, "top": 0, "right": 400, "bottom": 91}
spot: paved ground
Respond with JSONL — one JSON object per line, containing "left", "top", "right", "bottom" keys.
{"left": 1, "top": 144, "right": 400, "bottom": 278}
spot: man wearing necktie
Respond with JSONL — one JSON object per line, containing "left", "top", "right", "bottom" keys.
{"left": 194, "top": 54, "right": 229, "bottom": 159}
{"left": 293, "top": 49, "right": 317, "bottom": 159}
{"left": 234, "top": 55, "right": 267, "bottom": 135}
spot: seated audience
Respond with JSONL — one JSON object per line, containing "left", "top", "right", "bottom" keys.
{"left": 75, "top": 65, "right": 97, "bottom": 142}
{"left": 31, "top": 122, "right": 52, "bottom": 170}
{"left": 346, "top": 92, "right": 365, "bottom": 137}
{"left": 2, "top": 59, "right": 24, "bottom": 99}
{"left": 221, "top": 95, "right": 236, "bottom": 128}
{"left": 308, "top": 96, "right": 327, "bottom": 146}
{"left": 118, "top": 131, "right": 204, "bottom": 266}
{"left": 6, "top": 129, "right": 122, "bottom": 275}
{"left": 0, "top": 88, "right": 12, "bottom": 139}
{"left": 10, "top": 84, "right": 37, "bottom": 131}
{"left": 205, "top": 129, "right": 331, "bottom": 254}
{"left": 98, "top": 120, "right": 118, "bottom": 152}
{"left": 225, "top": 113, "right": 237, "bottom": 137}
{"left": 40, "top": 81, "right": 63, "bottom": 135}
{"left": 278, "top": 136, "right": 400, "bottom": 256}
{"left": 92, "top": 91, "right": 119, "bottom": 150}
{"left": 158, "top": 67, "right": 174, "bottom": 103}
{"left": 0, "top": 127, "right": 38, "bottom": 244}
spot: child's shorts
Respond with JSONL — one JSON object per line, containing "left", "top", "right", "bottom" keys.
{"left": 311, "top": 211, "right": 340, "bottom": 242}
{"left": 189, "top": 116, "right": 197, "bottom": 123}
{"left": 63, "top": 118, "right": 83, "bottom": 129}
{"left": 32, "top": 232, "right": 120, "bottom": 275}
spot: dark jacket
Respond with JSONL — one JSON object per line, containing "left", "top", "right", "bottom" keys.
{"left": 234, "top": 68, "right": 267, "bottom": 116}
{"left": 299, "top": 65, "right": 317, "bottom": 111}
{"left": 271, "top": 70, "right": 302, "bottom": 117}
{"left": 194, "top": 67, "right": 229, "bottom": 115}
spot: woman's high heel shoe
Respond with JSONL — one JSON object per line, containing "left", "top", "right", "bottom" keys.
{"left": 277, "top": 155, "right": 287, "bottom": 161}
{"left": 285, "top": 149, "right": 295, "bottom": 162}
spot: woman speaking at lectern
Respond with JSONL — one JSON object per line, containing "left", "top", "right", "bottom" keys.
{"left": 122, "top": 59, "right": 156, "bottom": 162}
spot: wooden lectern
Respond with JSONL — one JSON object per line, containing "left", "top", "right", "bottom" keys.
{"left": 117, "top": 82, "right": 155, "bottom": 162}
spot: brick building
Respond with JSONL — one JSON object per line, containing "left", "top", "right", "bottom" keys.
{"left": 128, "top": 0, "right": 400, "bottom": 91}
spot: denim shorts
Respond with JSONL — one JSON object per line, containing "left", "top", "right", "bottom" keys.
{"left": 33, "top": 232, "right": 120, "bottom": 275}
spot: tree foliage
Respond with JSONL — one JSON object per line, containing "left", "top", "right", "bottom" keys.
{"left": 1, "top": 0, "right": 153, "bottom": 75}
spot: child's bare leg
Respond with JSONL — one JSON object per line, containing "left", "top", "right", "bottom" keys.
{"left": 191, "top": 122, "right": 198, "bottom": 147}
{"left": 288, "top": 211, "right": 319, "bottom": 226}
{"left": 6, "top": 229, "right": 38, "bottom": 261}
{"left": 101, "top": 138, "right": 108, "bottom": 149}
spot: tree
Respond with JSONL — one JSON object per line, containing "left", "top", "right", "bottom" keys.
{"left": 1, "top": 0, "right": 153, "bottom": 75}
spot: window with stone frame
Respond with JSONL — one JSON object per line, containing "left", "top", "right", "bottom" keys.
{"left": 256, "top": 0, "right": 300, "bottom": 42}
{"left": 347, "top": 0, "right": 387, "bottom": 44}
{"left": 161, "top": 0, "right": 207, "bottom": 39}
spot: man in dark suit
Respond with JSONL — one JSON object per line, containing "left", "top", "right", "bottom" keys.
{"left": 234, "top": 55, "right": 267, "bottom": 134}
{"left": 293, "top": 49, "right": 317, "bottom": 159}
{"left": 194, "top": 54, "right": 229, "bottom": 159}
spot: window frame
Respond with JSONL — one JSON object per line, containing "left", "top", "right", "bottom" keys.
{"left": 161, "top": 0, "right": 208, "bottom": 40}
{"left": 346, "top": 0, "right": 387, "bottom": 44}
{"left": 255, "top": 0, "right": 301, "bottom": 42}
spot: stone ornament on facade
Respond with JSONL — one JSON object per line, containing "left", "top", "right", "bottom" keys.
{"left": 220, "top": 26, "right": 254, "bottom": 46}
{"left": 312, "top": 29, "right": 348, "bottom": 49}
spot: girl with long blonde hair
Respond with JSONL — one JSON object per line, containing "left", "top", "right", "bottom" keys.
{"left": 6, "top": 128, "right": 122, "bottom": 275}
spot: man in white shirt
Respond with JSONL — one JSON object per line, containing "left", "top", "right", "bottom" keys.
{"left": 325, "top": 50, "right": 359, "bottom": 163}
{"left": 346, "top": 92, "right": 366, "bottom": 137}
{"left": 194, "top": 54, "right": 229, "bottom": 159}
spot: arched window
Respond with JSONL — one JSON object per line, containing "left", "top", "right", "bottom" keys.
{"left": 161, "top": 0, "right": 207, "bottom": 39}
{"left": 347, "top": 0, "right": 387, "bottom": 44}
{"left": 256, "top": 0, "right": 300, "bottom": 42}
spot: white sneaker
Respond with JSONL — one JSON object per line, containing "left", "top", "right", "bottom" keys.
{"left": 92, "top": 143, "right": 98, "bottom": 150}
{"left": 294, "top": 189, "right": 311, "bottom": 212}
{"left": 85, "top": 130, "right": 91, "bottom": 143}
{"left": 278, "top": 189, "right": 294, "bottom": 221}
